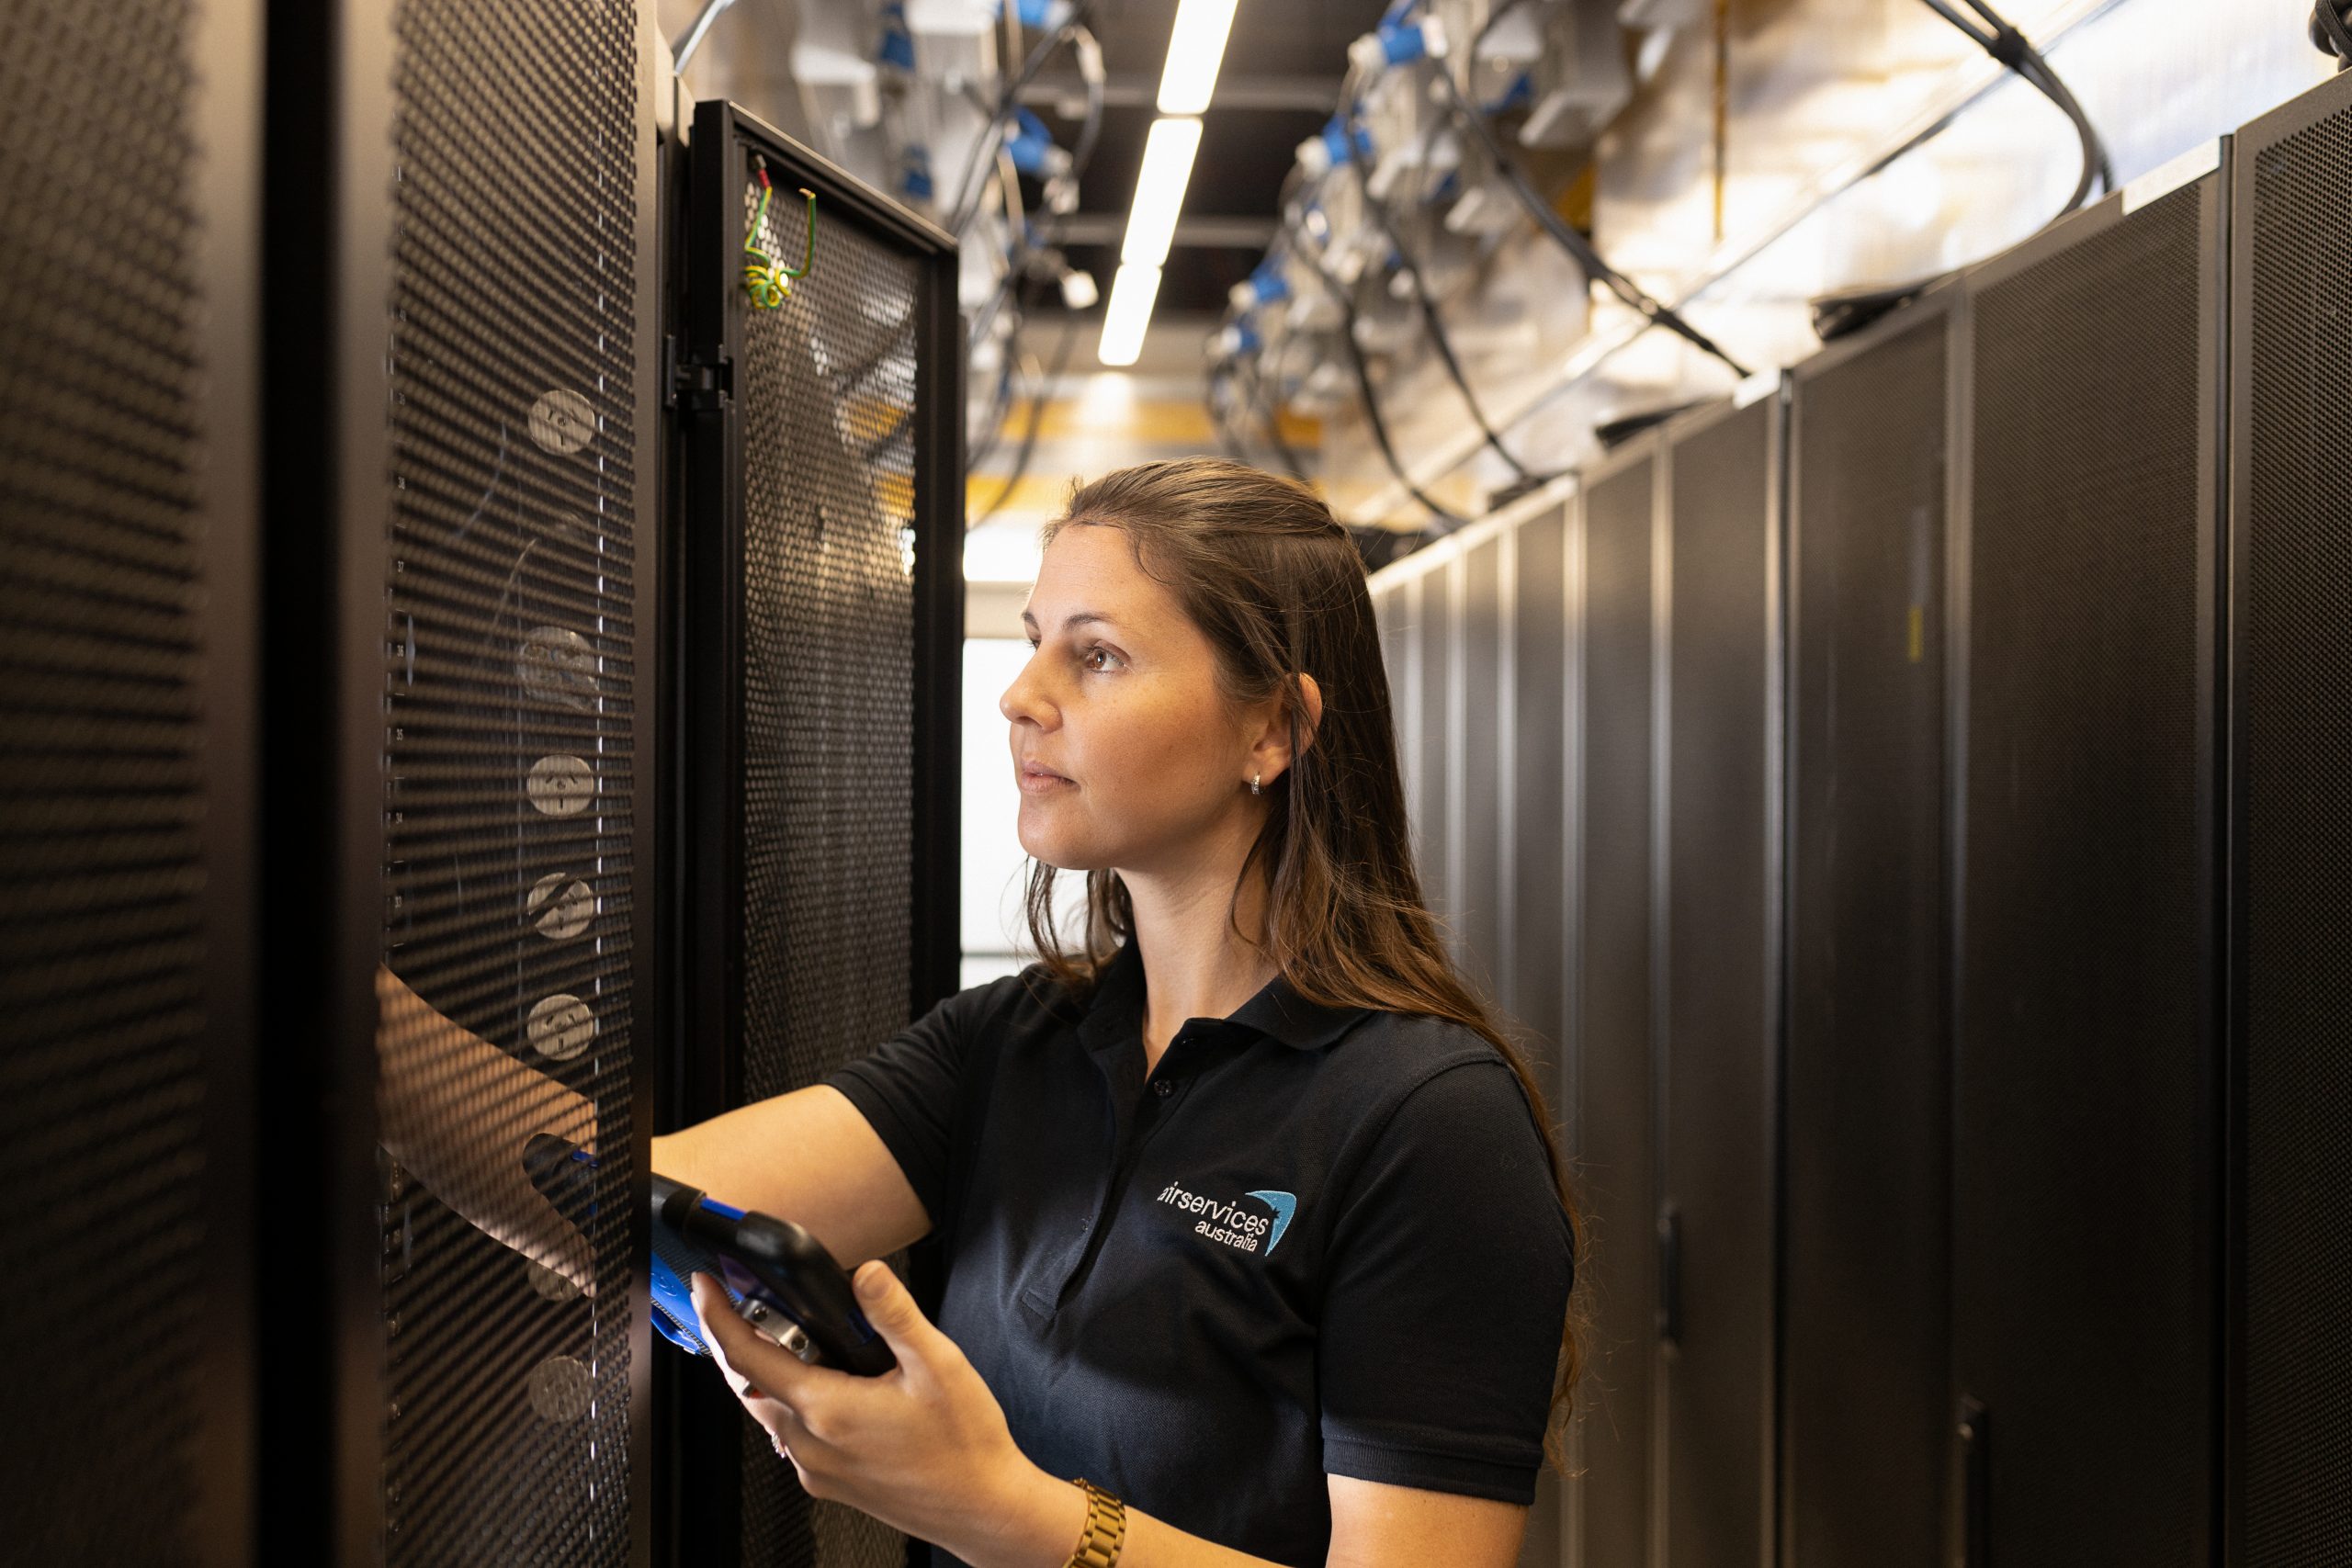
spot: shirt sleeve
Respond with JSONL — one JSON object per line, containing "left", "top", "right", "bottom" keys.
{"left": 1317, "top": 1056, "right": 1575, "bottom": 1506}
{"left": 823, "top": 977, "right": 1008, "bottom": 1233}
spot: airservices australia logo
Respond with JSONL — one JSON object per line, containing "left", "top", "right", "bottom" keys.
{"left": 1154, "top": 1180, "right": 1297, "bottom": 1257}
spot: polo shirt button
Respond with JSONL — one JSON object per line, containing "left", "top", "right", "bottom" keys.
{"left": 1152, "top": 1077, "right": 1174, "bottom": 1098}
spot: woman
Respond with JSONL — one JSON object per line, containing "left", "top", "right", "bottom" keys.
{"left": 655, "top": 458, "right": 1581, "bottom": 1568}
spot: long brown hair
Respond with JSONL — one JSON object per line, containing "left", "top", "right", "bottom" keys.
{"left": 1021, "top": 457, "right": 1586, "bottom": 1468}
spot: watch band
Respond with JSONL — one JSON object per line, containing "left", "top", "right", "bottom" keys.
{"left": 1064, "top": 1477, "right": 1127, "bottom": 1568}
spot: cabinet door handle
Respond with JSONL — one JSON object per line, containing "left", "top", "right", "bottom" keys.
{"left": 1954, "top": 1395, "right": 1989, "bottom": 1568}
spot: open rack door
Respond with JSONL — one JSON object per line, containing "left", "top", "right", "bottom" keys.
{"left": 673, "top": 102, "right": 965, "bottom": 1568}
{"left": 367, "top": 0, "right": 666, "bottom": 1560}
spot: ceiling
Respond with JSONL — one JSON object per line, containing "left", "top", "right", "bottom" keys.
{"left": 1027, "top": 0, "right": 1390, "bottom": 313}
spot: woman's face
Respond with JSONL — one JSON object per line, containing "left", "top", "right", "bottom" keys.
{"left": 1001, "top": 523, "right": 1262, "bottom": 875}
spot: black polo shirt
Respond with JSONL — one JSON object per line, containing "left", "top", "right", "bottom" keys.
{"left": 826, "top": 942, "right": 1574, "bottom": 1568}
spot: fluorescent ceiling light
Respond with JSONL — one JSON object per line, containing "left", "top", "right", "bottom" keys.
{"left": 1120, "top": 116, "right": 1203, "bottom": 267}
{"left": 1157, "top": 0, "right": 1240, "bottom": 115}
{"left": 1097, "top": 264, "right": 1162, "bottom": 367}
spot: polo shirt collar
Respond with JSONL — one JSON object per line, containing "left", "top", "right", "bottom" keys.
{"left": 1077, "top": 941, "right": 1370, "bottom": 1053}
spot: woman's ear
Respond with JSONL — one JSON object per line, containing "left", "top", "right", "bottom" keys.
{"left": 1293, "top": 672, "right": 1324, "bottom": 757}
{"left": 1249, "top": 672, "right": 1324, "bottom": 788}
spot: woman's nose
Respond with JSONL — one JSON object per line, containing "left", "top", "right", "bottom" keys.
{"left": 1000, "top": 653, "right": 1054, "bottom": 727}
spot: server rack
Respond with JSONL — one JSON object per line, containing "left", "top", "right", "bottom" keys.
{"left": 261, "top": 0, "right": 667, "bottom": 1559}
{"left": 1366, "top": 479, "right": 1581, "bottom": 1567}
{"left": 0, "top": 1, "right": 263, "bottom": 1561}
{"left": 673, "top": 102, "right": 964, "bottom": 1568}
{"left": 1948, "top": 154, "right": 2226, "bottom": 1567}
{"left": 2228, "top": 65, "right": 2352, "bottom": 1568}
{"left": 1498, "top": 479, "right": 1582, "bottom": 1568}
{"left": 1656, "top": 388, "right": 1786, "bottom": 1568}
{"left": 1780, "top": 289, "right": 1956, "bottom": 1568}
{"left": 1565, "top": 439, "right": 1662, "bottom": 1568}
{"left": 373, "top": 0, "right": 666, "bottom": 1561}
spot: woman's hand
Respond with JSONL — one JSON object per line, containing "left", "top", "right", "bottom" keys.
{"left": 689, "top": 1266, "right": 1083, "bottom": 1568}
{"left": 375, "top": 963, "right": 598, "bottom": 1293}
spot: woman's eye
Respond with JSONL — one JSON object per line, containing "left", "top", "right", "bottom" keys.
{"left": 1081, "top": 645, "right": 1124, "bottom": 673}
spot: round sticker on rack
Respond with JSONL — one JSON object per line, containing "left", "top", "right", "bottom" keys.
{"left": 527, "top": 389, "right": 595, "bottom": 455}
{"left": 525, "top": 755, "right": 594, "bottom": 817}
{"left": 526, "top": 993, "right": 597, "bottom": 1061}
{"left": 527, "top": 1355, "right": 594, "bottom": 1422}
{"left": 526, "top": 873, "right": 595, "bottom": 940}
{"left": 518, "top": 625, "right": 597, "bottom": 710}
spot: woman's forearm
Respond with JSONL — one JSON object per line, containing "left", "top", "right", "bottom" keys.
{"left": 958, "top": 1465, "right": 1296, "bottom": 1568}
{"left": 376, "top": 963, "right": 598, "bottom": 1292}
{"left": 962, "top": 1466, "right": 1531, "bottom": 1568}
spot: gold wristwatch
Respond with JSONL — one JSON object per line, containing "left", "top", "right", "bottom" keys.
{"left": 1064, "top": 1477, "right": 1127, "bottom": 1568}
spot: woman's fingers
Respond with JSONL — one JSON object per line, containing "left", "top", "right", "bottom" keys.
{"left": 845, "top": 1259, "right": 947, "bottom": 1376}
{"left": 689, "top": 1273, "right": 829, "bottom": 1414}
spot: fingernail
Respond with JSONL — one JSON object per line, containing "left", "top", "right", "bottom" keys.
{"left": 855, "top": 1264, "right": 887, "bottom": 1302}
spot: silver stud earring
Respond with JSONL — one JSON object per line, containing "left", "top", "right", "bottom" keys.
{"left": 1250, "top": 772, "right": 1261, "bottom": 796}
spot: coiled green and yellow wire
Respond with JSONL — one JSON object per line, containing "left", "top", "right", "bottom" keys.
{"left": 744, "top": 156, "right": 817, "bottom": 310}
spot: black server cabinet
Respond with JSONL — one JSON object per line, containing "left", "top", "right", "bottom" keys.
{"left": 368, "top": 0, "right": 665, "bottom": 1562}
{"left": 268, "top": 0, "right": 663, "bottom": 1558}
{"left": 674, "top": 103, "right": 964, "bottom": 1568}
{"left": 1503, "top": 487, "right": 1575, "bottom": 1568}
{"left": 0, "top": 1, "right": 262, "bottom": 1561}
{"left": 2230, "top": 70, "right": 2352, "bottom": 1567}
{"left": 1569, "top": 446, "right": 1661, "bottom": 1568}
{"left": 1782, "top": 296, "right": 1954, "bottom": 1568}
{"left": 1657, "top": 391, "right": 1783, "bottom": 1568}
{"left": 1951, "top": 162, "right": 2225, "bottom": 1566}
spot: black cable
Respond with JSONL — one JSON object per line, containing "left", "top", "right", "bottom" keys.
{"left": 1238, "top": 346, "right": 1311, "bottom": 482}
{"left": 1814, "top": 0, "right": 2111, "bottom": 341}
{"left": 945, "top": 6, "right": 1100, "bottom": 239}
{"left": 1204, "top": 358, "right": 1255, "bottom": 463}
{"left": 1281, "top": 205, "right": 1466, "bottom": 531}
{"left": 1924, "top": 0, "right": 2109, "bottom": 204}
{"left": 973, "top": 312, "right": 1080, "bottom": 528}
{"left": 965, "top": 328, "right": 1023, "bottom": 475}
{"left": 965, "top": 31, "right": 1104, "bottom": 355}
{"left": 1350, "top": 110, "right": 1544, "bottom": 485}
{"left": 1428, "top": 61, "right": 1750, "bottom": 378}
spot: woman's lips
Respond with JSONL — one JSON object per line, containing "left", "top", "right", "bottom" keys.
{"left": 1017, "top": 761, "right": 1072, "bottom": 795}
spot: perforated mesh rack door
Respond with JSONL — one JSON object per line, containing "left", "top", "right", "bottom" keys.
{"left": 1658, "top": 392, "right": 1781, "bottom": 1568}
{"left": 680, "top": 103, "right": 962, "bottom": 1568}
{"left": 1570, "top": 450, "right": 1657, "bottom": 1568}
{"left": 375, "top": 0, "right": 659, "bottom": 1560}
{"left": 1954, "top": 175, "right": 2222, "bottom": 1566}
{"left": 1785, "top": 303, "right": 1951, "bottom": 1568}
{"left": 2233, "top": 73, "right": 2352, "bottom": 1567}
{"left": 0, "top": 0, "right": 258, "bottom": 1559}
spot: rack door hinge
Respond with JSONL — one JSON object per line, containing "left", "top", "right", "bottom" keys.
{"left": 665, "top": 333, "right": 731, "bottom": 414}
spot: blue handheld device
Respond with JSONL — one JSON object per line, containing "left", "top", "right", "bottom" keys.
{"left": 521, "top": 1134, "right": 893, "bottom": 1373}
